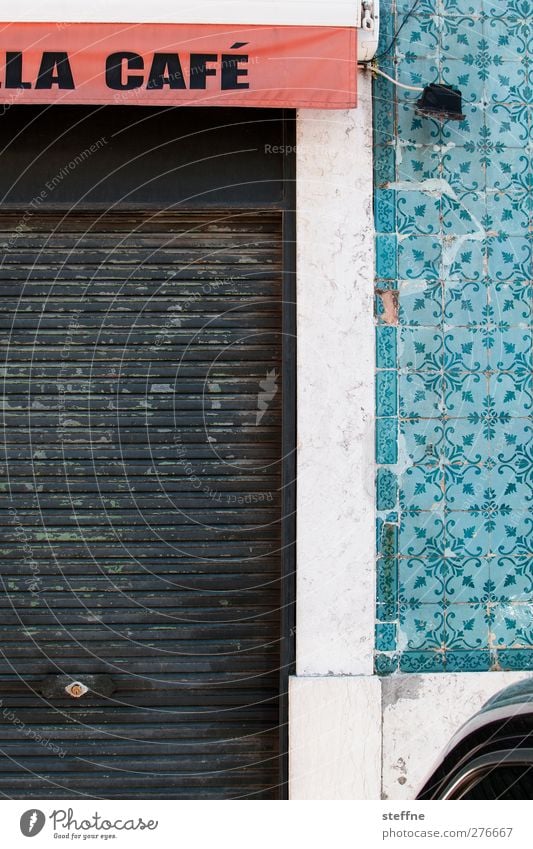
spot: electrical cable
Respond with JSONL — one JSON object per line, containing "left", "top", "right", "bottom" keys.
{"left": 368, "top": 65, "right": 423, "bottom": 90}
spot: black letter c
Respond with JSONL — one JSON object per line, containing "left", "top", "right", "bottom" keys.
{"left": 106, "top": 52, "right": 144, "bottom": 90}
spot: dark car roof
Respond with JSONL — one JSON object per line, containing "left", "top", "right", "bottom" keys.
{"left": 480, "top": 679, "right": 533, "bottom": 714}
{"left": 417, "top": 677, "right": 533, "bottom": 799}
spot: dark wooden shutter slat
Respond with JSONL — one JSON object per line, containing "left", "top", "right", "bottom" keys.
{"left": 0, "top": 210, "right": 282, "bottom": 799}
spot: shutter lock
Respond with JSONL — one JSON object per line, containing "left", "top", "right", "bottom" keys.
{"left": 64, "top": 681, "right": 89, "bottom": 699}
{"left": 38, "top": 674, "right": 116, "bottom": 700}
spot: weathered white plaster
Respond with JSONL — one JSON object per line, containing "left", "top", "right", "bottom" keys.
{"left": 295, "top": 77, "right": 375, "bottom": 676}
{"left": 289, "top": 675, "right": 381, "bottom": 799}
{"left": 382, "top": 672, "right": 533, "bottom": 800}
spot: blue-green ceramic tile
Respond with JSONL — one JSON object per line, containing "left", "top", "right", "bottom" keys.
{"left": 447, "top": 510, "right": 491, "bottom": 556}
{"left": 399, "top": 280, "right": 443, "bottom": 327}
{"left": 401, "top": 419, "right": 445, "bottom": 464}
{"left": 490, "top": 603, "right": 533, "bottom": 649}
{"left": 398, "top": 603, "right": 445, "bottom": 651}
{"left": 397, "top": 99, "right": 444, "bottom": 145}
{"left": 396, "top": 59, "right": 440, "bottom": 101}
{"left": 400, "top": 371, "right": 443, "bottom": 417}
{"left": 400, "top": 464, "right": 444, "bottom": 510}
{"left": 486, "top": 62, "right": 528, "bottom": 100}
{"left": 441, "top": 145, "right": 485, "bottom": 193}
{"left": 379, "top": 521, "right": 398, "bottom": 559}
{"left": 496, "top": 650, "right": 533, "bottom": 671}
{"left": 399, "top": 511, "right": 445, "bottom": 557}
{"left": 441, "top": 102, "right": 486, "bottom": 144}
{"left": 374, "top": 653, "right": 399, "bottom": 675}
{"left": 398, "top": 235, "right": 442, "bottom": 281}
{"left": 493, "top": 461, "right": 532, "bottom": 510}
{"left": 492, "top": 558, "right": 533, "bottom": 598}
{"left": 396, "top": 190, "right": 440, "bottom": 235}
{"left": 444, "top": 557, "right": 490, "bottom": 603}
{"left": 441, "top": 58, "right": 480, "bottom": 105}
{"left": 487, "top": 191, "right": 530, "bottom": 236}
{"left": 443, "top": 604, "right": 489, "bottom": 651}
{"left": 488, "top": 282, "right": 532, "bottom": 325}
{"left": 445, "top": 462, "right": 491, "bottom": 507}
{"left": 487, "top": 102, "right": 529, "bottom": 145}
{"left": 376, "top": 622, "right": 398, "bottom": 652}
{"left": 488, "top": 235, "right": 531, "bottom": 282}
{"left": 445, "top": 372, "right": 488, "bottom": 416}
{"left": 487, "top": 327, "right": 532, "bottom": 372}
{"left": 376, "top": 234, "right": 398, "bottom": 280}
{"left": 396, "top": 14, "right": 440, "bottom": 56}
{"left": 377, "top": 371, "right": 398, "bottom": 417}
{"left": 445, "top": 650, "right": 492, "bottom": 671}
{"left": 443, "top": 279, "right": 488, "bottom": 325}
{"left": 399, "top": 556, "right": 444, "bottom": 604}
{"left": 491, "top": 372, "right": 531, "bottom": 416}
{"left": 444, "top": 418, "right": 492, "bottom": 463}
{"left": 491, "top": 418, "right": 533, "bottom": 461}
{"left": 486, "top": 15, "right": 529, "bottom": 61}
{"left": 376, "top": 417, "right": 398, "bottom": 464}
{"left": 376, "top": 557, "right": 399, "bottom": 614}
{"left": 399, "top": 327, "right": 444, "bottom": 370}
{"left": 374, "top": 97, "right": 396, "bottom": 145}
{"left": 377, "top": 468, "right": 398, "bottom": 511}
{"left": 441, "top": 190, "right": 487, "bottom": 236}
{"left": 376, "top": 600, "right": 398, "bottom": 624}
{"left": 441, "top": 0, "right": 483, "bottom": 16}
{"left": 443, "top": 327, "right": 487, "bottom": 371}
{"left": 446, "top": 239, "right": 486, "bottom": 283}
{"left": 373, "top": 71, "right": 396, "bottom": 114}
{"left": 486, "top": 148, "right": 530, "bottom": 191}
{"left": 397, "top": 144, "right": 441, "bottom": 182}
{"left": 376, "top": 2, "right": 395, "bottom": 52}
{"left": 374, "top": 143, "right": 396, "bottom": 183}
{"left": 375, "top": 188, "right": 397, "bottom": 232}
{"left": 399, "top": 651, "right": 446, "bottom": 673}
{"left": 440, "top": 19, "right": 480, "bottom": 60}
{"left": 491, "top": 512, "right": 531, "bottom": 558}
{"left": 376, "top": 326, "right": 398, "bottom": 369}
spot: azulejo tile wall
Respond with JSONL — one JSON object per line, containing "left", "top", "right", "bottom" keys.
{"left": 374, "top": 0, "right": 532, "bottom": 673}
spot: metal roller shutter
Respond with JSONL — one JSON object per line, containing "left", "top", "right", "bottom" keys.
{"left": 0, "top": 210, "right": 283, "bottom": 799}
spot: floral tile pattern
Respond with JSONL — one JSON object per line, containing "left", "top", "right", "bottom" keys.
{"left": 374, "top": 0, "right": 532, "bottom": 673}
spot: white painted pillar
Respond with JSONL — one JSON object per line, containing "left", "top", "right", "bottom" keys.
{"left": 289, "top": 77, "right": 381, "bottom": 799}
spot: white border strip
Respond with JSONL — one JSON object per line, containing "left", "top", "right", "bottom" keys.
{"left": 3, "top": 1, "right": 359, "bottom": 27}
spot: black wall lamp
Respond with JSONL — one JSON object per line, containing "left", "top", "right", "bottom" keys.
{"left": 415, "top": 83, "right": 465, "bottom": 121}
{"left": 363, "top": 63, "right": 465, "bottom": 123}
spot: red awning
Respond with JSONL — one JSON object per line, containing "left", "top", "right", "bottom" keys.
{"left": 0, "top": 22, "right": 357, "bottom": 108}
